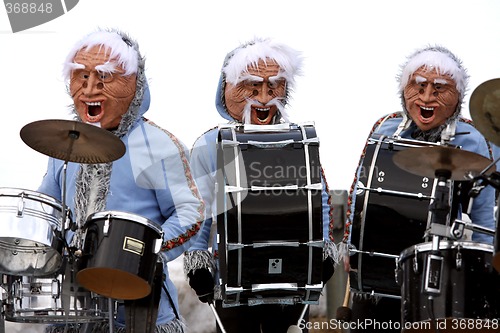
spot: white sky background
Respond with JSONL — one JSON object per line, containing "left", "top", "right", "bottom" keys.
{"left": 1, "top": 0, "right": 500, "bottom": 193}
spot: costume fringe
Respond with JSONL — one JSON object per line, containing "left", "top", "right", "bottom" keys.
{"left": 338, "top": 241, "right": 350, "bottom": 262}
{"left": 183, "top": 250, "right": 216, "bottom": 274}
{"left": 214, "top": 285, "right": 223, "bottom": 301}
{"left": 323, "top": 240, "right": 340, "bottom": 265}
{"left": 90, "top": 318, "right": 186, "bottom": 333}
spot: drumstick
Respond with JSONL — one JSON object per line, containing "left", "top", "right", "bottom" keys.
{"left": 209, "top": 301, "right": 227, "bottom": 333}
{"left": 336, "top": 275, "right": 352, "bottom": 322}
{"left": 287, "top": 304, "right": 309, "bottom": 333}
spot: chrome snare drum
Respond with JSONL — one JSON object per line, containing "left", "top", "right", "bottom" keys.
{"left": 77, "top": 211, "right": 163, "bottom": 300}
{"left": 0, "top": 188, "right": 65, "bottom": 276}
{"left": 2, "top": 273, "right": 110, "bottom": 324}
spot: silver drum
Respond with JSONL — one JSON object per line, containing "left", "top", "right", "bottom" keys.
{"left": 0, "top": 188, "right": 65, "bottom": 276}
{"left": 2, "top": 273, "right": 110, "bottom": 324}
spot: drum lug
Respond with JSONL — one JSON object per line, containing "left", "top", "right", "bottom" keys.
{"left": 154, "top": 238, "right": 163, "bottom": 254}
{"left": 16, "top": 194, "right": 25, "bottom": 217}
{"left": 413, "top": 248, "right": 419, "bottom": 273}
{"left": 51, "top": 279, "right": 60, "bottom": 298}
{"left": 394, "top": 258, "right": 400, "bottom": 285}
{"left": 456, "top": 247, "right": 462, "bottom": 270}
{"left": 104, "top": 216, "right": 110, "bottom": 236}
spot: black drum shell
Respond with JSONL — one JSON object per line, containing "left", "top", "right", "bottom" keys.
{"left": 77, "top": 211, "right": 162, "bottom": 300}
{"left": 399, "top": 241, "right": 500, "bottom": 329}
{"left": 350, "top": 136, "right": 443, "bottom": 296}
{"left": 216, "top": 124, "right": 324, "bottom": 305}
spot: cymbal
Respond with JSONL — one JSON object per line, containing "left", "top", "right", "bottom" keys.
{"left": 393, "top": 146, "right": 495, "bottom": 180}
{"left": 469, "top": 78, "right": 500, "bottom": 146}
{"left": 20, "top": 119, "right": 126, "bottom": 164}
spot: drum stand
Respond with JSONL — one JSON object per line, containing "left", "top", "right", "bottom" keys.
{"left": 423, "top": 169, "right": 452, "bottom": 297}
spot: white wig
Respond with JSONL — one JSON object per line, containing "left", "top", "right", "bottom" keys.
{"left": 222, "top": 37, "right": 303, "bottom": 90}
{"left": 62, "top": 29, "right": 139, "bottom": 81}
{"left": 398, "top": 45, "right": 469, "bottom": 101}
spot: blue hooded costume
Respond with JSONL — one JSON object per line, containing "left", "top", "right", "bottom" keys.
{"left": 37, "top": 29, "right": 204, "bottom": 333}
{"left": 183, "top": 38, "right": 339, "bottom": 309}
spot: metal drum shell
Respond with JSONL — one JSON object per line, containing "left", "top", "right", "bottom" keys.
{"left": 2, "top": 274, "right": 110, "bottom": 324}
{"left": 0, "top": 187, "right": 64, "bottom": 276}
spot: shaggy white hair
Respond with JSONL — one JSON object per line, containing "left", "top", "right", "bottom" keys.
{"left": 62, "top": 29, "right": 139, "bottom": 81}
{"left": 222, "top": 37, "right": 303, "bottom": 90}
{"left": 398, "top": 45, "right": 469, "bottom": 101}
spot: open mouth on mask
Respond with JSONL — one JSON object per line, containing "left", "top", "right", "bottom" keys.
{"left": 86, "top": 101, "right": 103, "bottom": 121}
{"left": 255, "top": 107, "right": 270, "bottom": 121}
{"left": 420, "top": 106, "right": 434, "bottom": 119}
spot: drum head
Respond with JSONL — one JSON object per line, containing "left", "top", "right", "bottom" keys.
{"left": 77, "top": 267, "right": 151, "bottom": 300}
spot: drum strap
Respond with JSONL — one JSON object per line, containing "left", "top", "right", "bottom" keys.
{"left": 124, "top": 261, "right": 163, "bottom": 333}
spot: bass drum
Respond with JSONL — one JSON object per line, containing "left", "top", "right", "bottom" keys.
{"left": 216, "top": 123, "right": 324, "bottom": 306}
{"left": 0, "top": 187, "right": 65, "bottom": 276}
{"left": 349, "top": 136, "right": 443, "bottom": 297}
{"left": 399, "top": 241, "right": 500, "bottom": 332}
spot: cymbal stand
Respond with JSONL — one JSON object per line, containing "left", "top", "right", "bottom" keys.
{"left": 424, "top": 169, "right": 452, "bottom": 296}
{"left": 60, "top": 130, "right": 81, "bottom": 251}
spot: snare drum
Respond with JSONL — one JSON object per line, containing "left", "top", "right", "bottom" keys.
{"left": 350, "top": 136, "right": 450, "bottom": 296}
{"left": 399, "top": 241, "right": 500, "bottom": 331}
{"left": 0, "top": 188, "right": 65, "bottom": 276}
{"left": 2, "top": 273, "right": 109, "bottom": 324}
{"left": 216, "top": 123, "right": 324, "bottom": 306}
{"left": 76, "top": 211, "right": 163, "bottom": 300}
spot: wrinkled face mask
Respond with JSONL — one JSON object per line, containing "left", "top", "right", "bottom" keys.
{"left": 224, "top": 59, "right": 286, "bottom": 124}
{"left": 70, "top": 46, "right": 137, "bottom": 130}
{"left": 404, "top": 67, "right": 459, "bottom": 132}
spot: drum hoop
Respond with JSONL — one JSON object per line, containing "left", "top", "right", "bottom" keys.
{"left": 85, "top": 210, "right": 163, "bottom": 237}
{"left": 400, "top": 240, "right": 493, "bottom": 261}
{"left": 0, "top": 187, "right": 63, "bottom": 211}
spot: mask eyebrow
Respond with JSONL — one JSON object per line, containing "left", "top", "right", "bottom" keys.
{"left": 95, "top": 62, "right": 119, "bottom": 73}
{"left": 269, "top": 74, "right": 285, "bottom": 84}
{"left": 237, "top": 74, "right": 263, "bottom": 84}
{"left": 68, "top": 62, "right": 85, "bottom": 71}
{"left": 434, "top": 78, "right": 449, "bottom": 85}
{"left": 415, "top": 75, "right": 427, "bottom": 84}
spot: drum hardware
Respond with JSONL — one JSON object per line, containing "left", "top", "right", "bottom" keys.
{"left": 450, "top": 219, "right": 495, "bottom": 239}
{"left": 467, "top": 169, "right": 500, "bottom": 272}
{"left": 469, "top": 78, "right": 500, "bottom": 146}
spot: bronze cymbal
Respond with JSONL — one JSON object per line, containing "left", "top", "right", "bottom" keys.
{"left": 20, "top": 119, "right": 126, "bottom": 164}
{"left": 393, "top": 146, "right": 495, "bottom": 180}
{"left": 470, "top": 78, "right": 500, "bottom": 146}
